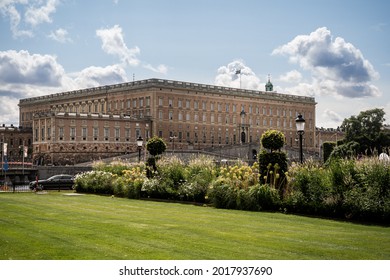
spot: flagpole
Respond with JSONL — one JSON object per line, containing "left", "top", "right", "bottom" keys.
{"left": 235, "top": 69, "right": 242, "bottom": 89}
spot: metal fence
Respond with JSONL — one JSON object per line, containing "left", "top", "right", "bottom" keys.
{"left": 0, "top": 185, "right": 31, "bottom": 193}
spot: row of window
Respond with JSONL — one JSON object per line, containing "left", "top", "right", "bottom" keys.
{"left": 34, "top": 127, "right": 144, "bottom": 142}
{"left": 160, "top": 96, "right": 312, "bottom": 118}
{"left": 22, "top": 97, "right": 152, "bottom": 122}
{"left": 160, "top": 111, "right": 313, "bottom": 129}
{"left": 1, "top": 138, "right": 32, "bottom": 147}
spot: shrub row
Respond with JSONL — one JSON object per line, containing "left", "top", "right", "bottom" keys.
{"left": 285, "top": 158, "right": 390, "bottom": 223}
{"left": 73, "top": 156, "right": 390, "bottom": 224}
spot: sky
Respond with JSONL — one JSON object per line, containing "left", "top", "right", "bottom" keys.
{"left": 0, "top": 0, "right": 389, "bottom": 128}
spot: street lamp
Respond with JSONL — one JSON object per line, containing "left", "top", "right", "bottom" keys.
{"left": 136, "top": 135, "right": 143, "bottom": 162}
{"left": 295, "top": 113, "right": 305, "bottom": 164}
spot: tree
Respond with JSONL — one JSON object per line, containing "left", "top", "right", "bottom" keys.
{"left": 340, "top": 108, "right": 390, "bottom": 155}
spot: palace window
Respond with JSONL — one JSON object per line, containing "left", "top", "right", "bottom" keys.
{"left": 115, "top": 128, "right": 120, "bottom": 141}
{"left": 93, "top": 128, "right": 99, "bottom": 140}
{"left": 104, "top": 128, "right": 109, "bottom": 141}
{"left": 70, "top": 127, "right": 75, "bottom": 140}
{"left": 82, "top": 127, "right": 87, "bottom": 140}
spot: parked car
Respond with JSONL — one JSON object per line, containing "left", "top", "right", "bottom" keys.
{"left": 29, "top": 174, "right": 74, "bottom": 190}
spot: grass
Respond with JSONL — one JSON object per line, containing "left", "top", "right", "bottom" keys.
{"left": 0, "top": 191, "right": 389, "bottom": 260}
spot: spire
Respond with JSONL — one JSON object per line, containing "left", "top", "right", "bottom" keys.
{"left": 265, "top": 74, "right": 273, "bottom": 91}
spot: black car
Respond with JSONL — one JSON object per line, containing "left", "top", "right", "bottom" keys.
{"left": 29, "top": 174, "right": 74, "bottom": 190}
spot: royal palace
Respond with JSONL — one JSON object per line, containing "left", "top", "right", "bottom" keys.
{"left": 18, "top": 78, "right": 317, "bottom": 165}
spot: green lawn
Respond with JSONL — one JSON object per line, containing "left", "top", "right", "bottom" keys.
{"left": 0, "top": 192, "right": 389, "bottom": 260}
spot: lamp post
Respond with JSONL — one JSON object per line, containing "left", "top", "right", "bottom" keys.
{"left": 136, "top": 135, "right": 143, "bottom": 162}
{"left": 295, "top": 113, "right": 305, "bottom": 164}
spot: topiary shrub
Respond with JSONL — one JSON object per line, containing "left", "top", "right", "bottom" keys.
{"left": 261, "top": 129, "right": 285, "bottom": 152}
{"left": 259, "top": 130, "right": 288, "bottom": 196}
{"left": 146, "top": 136, "right": 167, "bottom": 157}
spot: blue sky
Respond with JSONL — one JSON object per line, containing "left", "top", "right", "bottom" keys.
{"left": 1, "top": 0, "right": 389, "bottom": 128}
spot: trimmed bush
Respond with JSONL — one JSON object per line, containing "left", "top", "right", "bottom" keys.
{"left": 74, "top": 170, "right": 114, "bottom": 194}
{"left": 146, "top": 136, "right": 167, "bottom": 157}
{"left": 261, "top": 129, "right": 285, "bottom": 152}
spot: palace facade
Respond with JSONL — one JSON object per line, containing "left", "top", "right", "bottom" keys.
{"left": 18, "top": 78, "right": 316, "bottom": 165}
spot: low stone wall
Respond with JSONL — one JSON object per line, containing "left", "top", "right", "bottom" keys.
{"left": 37, "top": 166, "right": 92, "bottom": 180}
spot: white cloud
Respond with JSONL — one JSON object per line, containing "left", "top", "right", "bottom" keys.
{"left": 214, "top": 60, "right": 262, "bottom": 90}
{"left": 0, "top": 96, "right": 19, "bottom": 126}
{"left": 323, "top": 109, "right": 343, "bottom": 123}
{"left": 0, "top": 0, "right": 59, "bottom": 38}
{"left": 279, "top": 70, "right": 302, "bottom": 83}
{"left": 0, "top": 1, "right": 32, "bottom": 38}
{"left": 72, "top": 65, "right": 128, "bottom": 88}
{"left": 49, "top": 28, "right": 72, "bottom": 43}
{"left": 25, "top": 0, "right": 58, "bottom": 26}
{"left": 143, "top": 63, "right": 168, "bottom": 74}
{"left": 272, "top": 27, "right": 381, "bottom": 98}
{"left": 282, "top": 82, "right": 315, "bottom": 97}
{"left": 0, "top": 49, "right": 65, "bottom": 86}
{"left": 96, "top": 24, "right": 168, "bottom": 75}
{"left": 0, "top": 49, "right": 132, "bottom": 125}
{"left": 96, "top": 25, "right": 141, "bottom": 67}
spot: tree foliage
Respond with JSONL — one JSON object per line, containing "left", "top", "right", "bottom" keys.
{"left": 340, "top": 108, "right": 390, "bottom": 154}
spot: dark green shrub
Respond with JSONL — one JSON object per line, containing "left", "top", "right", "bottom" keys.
{"left": 286, "top": 161, "right": 332, "bottom": 215}
{"left": 207, "top": 178, "right": 238, "bottom": 209}
{"left": 157, "top": 157, "right": 185, "bottom": 191}
{"left": 323, "top": 141, "right": 336, "bottom": 163}
{"left": 259, "top": 150, "right": 288, "bottom": 190}
{"left": 125, "top": 180, "right": 143, "bottom": 199}
{"left": 328, "top": 141, "right": 360, "bottom": 161}
{"left": 249, "top": 184, "right": 281, "bottom": 211}
{"left": 343, "top": 158, "right": 390, "bottom": 222}
{"left": 236, "top": 188, "right": 257, "bottom": 211}
{"left": 327, "top": 159, "right": 359, "bottom": 206}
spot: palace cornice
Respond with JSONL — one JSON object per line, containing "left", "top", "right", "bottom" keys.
{"left": 19, "top": 78, "right": 316, "bottom": 106}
